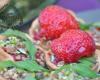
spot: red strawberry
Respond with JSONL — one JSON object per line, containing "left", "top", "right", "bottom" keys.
{"left": 39, "top": 5, "right": 79, "bottom": 40}
{"left": 51, "top": 30, "right": 95, "bottom": 63}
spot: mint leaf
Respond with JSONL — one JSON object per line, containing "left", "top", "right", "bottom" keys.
{"left": 24, "top": 39, "right": 37, "bottom": 60}
{"left": 15, "top": 60, "right": 46, "bottom": 72}
{"left": 54, "top": 57, "right": 99, "bottom": 79}
{"left": 79, "top": 59, "right": 93, "bottom": 68}
{"left": 2, "top": 29, "right": 27, "bottom": 40}
{"left": 80, "top": 22, "right": 100, "bottom": 30}
{"left": 0, "top": 60, "right": 14, "bottom": 70}
{"left": 80, "top": 23, "right": 92, "bottom": 30}
{"left": 0, "top": 60, "right": 46, "bottom": 72}
{"left": 73, "top": 64, "right": 99, "bottom": 78}
{"left": 54, "top": 64, "right": 70, "bottom": 74}
{"left": 84, "top": 57, "right": 96, "bottom": 63}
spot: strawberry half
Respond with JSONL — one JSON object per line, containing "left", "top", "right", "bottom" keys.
{"left": 51, "top": 30, "right": 95, "bottom": 63}
{"left": 39, "top": 5, "right": 79, "bottom": 40}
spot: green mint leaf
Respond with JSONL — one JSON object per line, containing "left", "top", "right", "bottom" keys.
{"left": 0, "top": 60, "right": 14, "bottom": 70}
{"left": 24, "top": 39, "right": 37, "bottom": 60}
{"left": 15, "top": 59, "right": 47, "bottom": 72}
{"left": 79, "top": 58, "right": 93, "bottom": 68}
{"left": 54, "top": 64, "right": 70, "bottom": 74}
{"left": 80, "top": 23, "right": 92, "bottom": 30}
{"left": 73, "top": 64, "right": 99, "bottom": 78}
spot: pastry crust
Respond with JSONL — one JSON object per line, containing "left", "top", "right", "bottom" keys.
{"left": 0, "top": 48, "right": 13, "bottom": 61}
{"left": 0, "top": 35, "right": 13, "bottom": 61}
{"left": 0, "top": 35, "right": 6, "bottom": 40}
